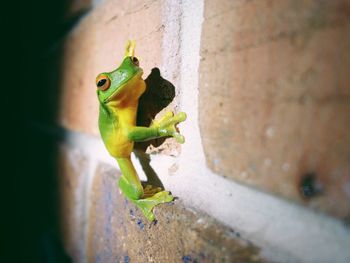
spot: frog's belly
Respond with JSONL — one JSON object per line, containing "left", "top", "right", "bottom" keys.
{"left": 106, "top": 139, "right": 134, "bottom": 158}
{"left": 99, "top": 116, "right": 134, "bottom": 158}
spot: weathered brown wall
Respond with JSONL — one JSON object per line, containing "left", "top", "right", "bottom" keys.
{"left": 199, "top": 0, "right": 350, "bottom": 219}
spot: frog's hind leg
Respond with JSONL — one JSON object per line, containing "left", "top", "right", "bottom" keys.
{"left": 116, "top": 157, "right": 173, "bottom": 221}
{"left": 131, "top": 191, "right": 174, "bottom": 221}
{"left": 117, "top": 157, "right": 144, "bottom": 200}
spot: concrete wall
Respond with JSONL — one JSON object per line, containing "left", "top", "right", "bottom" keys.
{"left": 59, "top": 0, "right": 350, "bottom": 262}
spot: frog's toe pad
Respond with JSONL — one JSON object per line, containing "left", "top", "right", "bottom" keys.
{"left": 173, "top": 132, "right": 185, "bottom": 144}
{"left": 132, "top": 191, "right": 174, "bottom": 221}
{"left": 176, "top": 112, "right": 187, "bottom": 122}
{"left": 152, "top": 191, "right": 174, "bottom": 203}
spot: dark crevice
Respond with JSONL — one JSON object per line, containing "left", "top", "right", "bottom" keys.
{"left": 299, "top": 172, "right": 324, "bottom": 199}
{"left": 135, "top": 67, "right": 176, "bottom": 188}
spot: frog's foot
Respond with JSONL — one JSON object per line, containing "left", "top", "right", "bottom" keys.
{"left": 151, "top": 111, "right": 187, "bottom": 143}
{"left": 131, "top": 191, "right": 174, "bottom": 221}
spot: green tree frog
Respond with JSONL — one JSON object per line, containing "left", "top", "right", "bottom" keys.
{"left": 96, "top": 41, "right": 186, "bottom": 221}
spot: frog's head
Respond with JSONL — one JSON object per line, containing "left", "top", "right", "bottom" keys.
{"left": 96, "top": 55, "right": 145, "bottom": 107}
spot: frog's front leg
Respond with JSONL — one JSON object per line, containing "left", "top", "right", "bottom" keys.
{"left": 128, "top": 111, "right": 187, "bottom": 143}
{"left": 116, "top": 157, "right": 144, "bottom": 200}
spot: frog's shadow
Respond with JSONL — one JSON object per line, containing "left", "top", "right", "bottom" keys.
{"left": 134, "top": 68, "right": 175, "bottom": 189}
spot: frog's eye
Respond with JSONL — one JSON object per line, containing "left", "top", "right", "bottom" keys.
{"left": 96, "top": 74, "right": 111, "bottom": 91}
{"left": 132, "top": 56, "right": 139, "bottom": 67}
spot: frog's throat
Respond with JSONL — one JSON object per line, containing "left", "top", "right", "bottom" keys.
{"left": 103, "top": 70, "right": 143, "bottom": 104}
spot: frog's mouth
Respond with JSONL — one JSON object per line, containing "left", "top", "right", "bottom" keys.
{"left": 104, "top": 70, "right": 143, "bottom": 104}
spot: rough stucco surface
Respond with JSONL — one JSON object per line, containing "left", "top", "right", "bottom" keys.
{"left": 199, "top": 0, "right": 350, "bottom": 219}
{"left": 87, "top": 163, "right": 265, "bottom": 263}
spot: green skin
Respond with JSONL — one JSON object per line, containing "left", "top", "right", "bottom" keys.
{"left": 96, "top": 56, "right": 186, "bottom": 221}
